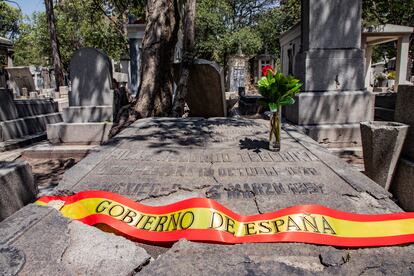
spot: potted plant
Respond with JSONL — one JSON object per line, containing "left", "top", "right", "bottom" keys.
{"left": 375, "top": 73, "right": 387, "bottom": 87}
{"left": 257, "top": 66, "right": 302, "bottom": 151}
{"left": 387, "top": 71, "right": 396, "bottom": 89}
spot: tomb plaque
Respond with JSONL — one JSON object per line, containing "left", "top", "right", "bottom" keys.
{"left": 2, "top": 118, "right": 413, "bottom": 274}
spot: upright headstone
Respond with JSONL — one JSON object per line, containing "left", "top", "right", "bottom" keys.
{"left": 283, "top": 0, "right": 374, "bottom": 146}
{"left": 186, "top": 59, "right": 227, "bottom": 117}
{"left": 47, "top": 48, "right": 114, "bottom": 144}
{"left": 5, "top": 67, "right": 36, "bottom": 97}
{"left": 69, "top": 48, "right": 113, "bottom": 107}
{"left": 227, "top": 53, "right": 248, "bottom": 93}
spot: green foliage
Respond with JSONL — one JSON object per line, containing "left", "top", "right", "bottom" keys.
{"left": 387, "top": 71, "right": 396, "bottom": 80}
{"left": 256, "top": 1, "right": 300, "bottom": 59}
{"left": 0, "top": 1, "right": 23, "bottom": 39}
{"left": 195, "top": 0, "right": 296, "bottom": 65}
{"left": 257, "top": 68, "right": 302, "bottom": 112}
{"left": 13, "top": 0, "right": 145, "bottom": 69}
{"left": 363, "top": 0, "right": 414, "bottom": 63}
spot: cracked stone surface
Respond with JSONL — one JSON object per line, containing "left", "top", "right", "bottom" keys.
{"left": 140, "top": 240, "right": 414, "bottom": 275}
{"left": 1, "top": 117, "right": 413, "bottom": 274}
{"left": 0, "top": 204, "right": 150, "bottom": 275}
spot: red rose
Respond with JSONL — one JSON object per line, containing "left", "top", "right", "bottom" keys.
{"left": 261, "top": 65, "right": 274, "bottom": 76}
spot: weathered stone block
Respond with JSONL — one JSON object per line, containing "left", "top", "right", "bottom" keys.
{"left": 69, "top": 48, "right": 114, "bottom": 107}
{"left": 0, "top": 113, "right": 63, "bottom": 141}
{"left": 0, "top": 160, "right": 36, "bottom": 221}
{"left": 301, "top": 0, "right": 362, "bottom": 50}
{"left": 186, "top": 59, "right": 227, "bottom": 117}
{"left": 394, "top": 84, "right": 414, "bottom": 160}
{"left": 285, "top": 91, "right": 374, "bottom": 125}
{"left": 14, "top": 99, "right": 58, "bottom": 117}
{"left": 299, "top": 123, "right": 362, "bottom": 147}
{"left": 0, "top": 89, "right": 19, "bottom": 121}
{"left": 392, "top": 158, "right": 414, "bottom": 211}
{"left": 47, "top": 122, "right": 113, "bottom": 144}
{"left": 62, "top": 106, "right": 113, "bottom": 123}
{"left": 0, "top": 204, "right": 150, "bottom": 274}
{"left": 295, "top": 50, "right": 365, "bottom": 91}
{"left": 360, "top": 121, "right": 408, "bottom": 189}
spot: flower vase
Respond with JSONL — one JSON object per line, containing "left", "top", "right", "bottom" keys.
{"left": 269, "top": 109, "right": 281, "bottom": 151}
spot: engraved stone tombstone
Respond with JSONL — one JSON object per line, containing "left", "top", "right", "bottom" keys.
{"left": 186, "top": 59, "right": 227, "bottom": 117}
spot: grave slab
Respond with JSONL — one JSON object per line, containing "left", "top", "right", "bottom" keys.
{"left": 2, "top": 117, "right": 413, "bottom": 274}
{"left": 0, "top": 204, "right": 150, "bottom": 275}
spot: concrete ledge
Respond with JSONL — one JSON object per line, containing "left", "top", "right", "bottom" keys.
{"left": 0, "top": 113, "right": 63, "bottom": 141}
{"left": 23, "top": 144, "right": 98, "bottom": 159}
{"left": 47, "top": 122, "right": 113, "bottom": 145}
{"left": 14, "top": 99, "right": 58, "bottom": 117}
{"left": 375, "top": 107, "right": 395, "bottom": 121}
{"left": 0, "top": 160, "right": 37, "bottom": 221}
{"left": 63, "top": 106, "right": 113, "bottom": 123}
{"left": 0, "top": 133, "right": 47, "bottom": 152}
{"left": 392, "top": 158, "right": 414, "bottom": 211}
{"left": 285, "top": 91, "right": 374, "bottom": 125}
{"left": 298, "top": 123, "right": 361, "bottom": 147}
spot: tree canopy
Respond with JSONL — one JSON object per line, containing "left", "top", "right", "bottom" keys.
{"left": 1, "top": 0, "right": 413, "bottom": 69}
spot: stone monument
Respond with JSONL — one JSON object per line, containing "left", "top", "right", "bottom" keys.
{"left": 5, "top": 67, "right": 36, "bottom": 97}
{"left": 47, "top": 48, "right": 114, "bottom": 144}
{"left": 280, "top": 0, "right": 374, "bottom": 147}
{"left": 186, "top": 59, "right": 227, "bottom": 117}
{"left": 227, "top": 51, "right": 249, "bottom": 93}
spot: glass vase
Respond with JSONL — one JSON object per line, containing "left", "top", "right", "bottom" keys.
{"left": 269, "top": 109, "right": 281, "bottom": 151}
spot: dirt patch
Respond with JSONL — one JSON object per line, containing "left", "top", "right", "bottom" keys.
{"left": 20, "top": 157, "right": 82, "bottom": 196}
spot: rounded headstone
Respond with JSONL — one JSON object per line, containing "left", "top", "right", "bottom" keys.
{"left": 69, "top": 48, "right": 114, "bottom": 107}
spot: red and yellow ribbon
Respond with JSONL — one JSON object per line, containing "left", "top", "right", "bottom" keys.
{"left": 36, "top": 190, "right": 414, "bottom": 247}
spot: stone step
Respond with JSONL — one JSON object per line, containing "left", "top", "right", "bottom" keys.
{"left": 47, "top": 122, "right": 113, "bottom": 145}
{"left": 62, "top": 105, "right": 113, "bottom": 123}
{"left": 0, "top": 113, "right": 63, "bottom": 141}
{"left": 23, "top": 143, "right": 98, "bottom": 159}
{"left": 0, "top": 133, "right": 46, "bottom": 152}
{"left": 13, "top": 99, "right": 58, "bottom": 117}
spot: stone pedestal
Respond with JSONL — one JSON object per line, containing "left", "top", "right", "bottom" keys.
{"left": 284, "top": 0, "right": 374, "bottom": 146}
{"left": 47, "top": 48, "right": 116, "bottom": 145}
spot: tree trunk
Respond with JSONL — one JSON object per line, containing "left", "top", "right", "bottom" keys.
{"left": 134, "top": 0, "right": 180, "bottom": 117}
{"left": 171, "top": 0, "right": 196, "bottom": 117}
{"left": 44, "top": 0, "right": 65, "bottom": 91}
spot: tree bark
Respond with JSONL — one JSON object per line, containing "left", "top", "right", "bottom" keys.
{"left": 44, "top": 0, "right": 65, "bottom": 91}
{"left": 134, "top": 0, "right": 180, "bottom": 117}
{"left": 171, "top": 0, "right": 196, "bottom": 117}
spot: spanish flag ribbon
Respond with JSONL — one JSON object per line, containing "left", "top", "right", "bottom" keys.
{"left": 36, "top": 190, "right": 414, "bottom": 247}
